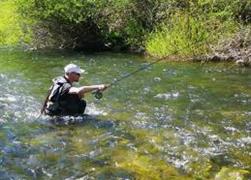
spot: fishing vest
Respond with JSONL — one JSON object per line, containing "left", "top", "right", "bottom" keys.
{"left": 45, "top": 76, "right": 72, "bottom": 115}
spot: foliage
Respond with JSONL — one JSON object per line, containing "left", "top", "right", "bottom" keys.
{"left": 145, "top": 0, "right": 244, "bottom": 57}
{"left": 215, "top": 167, "right": 250, "bottom": 180}
{"left": 15, "top": 0, "right": 165, "bottom": 50}
{"left": 2, "top": 0, "right": 251, "bottom": 56}
{"left": 0, "top": 0, "right": 32, "bottom": 46}
{"left": 146, "top": 11, "right": 238, "bottom": 57}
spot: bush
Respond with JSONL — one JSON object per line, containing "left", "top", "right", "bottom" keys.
{"left": 15, "top": 0, "right": 162, "bottom": 51}
{"left": 10, "top": 0, "right": 251, "bottom": 54}
{"left": 146, "top": 0, "right": 240, "bottom": 57}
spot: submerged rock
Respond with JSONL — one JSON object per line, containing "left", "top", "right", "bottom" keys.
{"left": 154, "top": 77, "right": 161, "bottom": 82}
{"left": 154, "top": 92, "right": 179, "bottom": 100}
{"left": 215, "top": 167, "right": 250, "bottom": 180}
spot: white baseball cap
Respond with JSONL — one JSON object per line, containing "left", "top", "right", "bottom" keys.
{"left": 64, "top": 63, "right": 85, "bottom": 74}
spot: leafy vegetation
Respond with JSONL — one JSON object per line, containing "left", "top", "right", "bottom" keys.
{"left": 15, "top": 0, "right": 158, "bottom": 50}
{"left": 0, "top": 0, "right": 26, "bottom": 46}
{"left": 146, "top": 12, "right": 239, "bottom": 57}
{"left": 1, "top": 0, "right": 251, "bottom": 57}
{"left": 146, "top": 0, "right": 248, "bottom": 57}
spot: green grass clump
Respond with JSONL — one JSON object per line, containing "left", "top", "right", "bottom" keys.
{"left": 146, "top": 12, "right": 238, "bottom": 57}
{"left": 0, "top": 0, "right": 32, "bottom": 46}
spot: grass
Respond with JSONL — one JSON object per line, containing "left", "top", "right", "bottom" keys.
{"left": 145, "top": 12, "right": 239, "bottom": 58}
{"left": 0, "top": 0, "right": 32, "bottom": 46}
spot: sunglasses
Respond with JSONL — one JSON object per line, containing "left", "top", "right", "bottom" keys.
{"left": 73, "top": 72, "right": 81, "bottom": 76}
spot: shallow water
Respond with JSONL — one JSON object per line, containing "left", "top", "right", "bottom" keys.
{"left": 0, "top": 49, "right": 250, "bottom": 179}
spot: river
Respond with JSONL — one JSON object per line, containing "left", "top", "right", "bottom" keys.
{"left": 0, "top": 48, "right": 250, "bottom": 179}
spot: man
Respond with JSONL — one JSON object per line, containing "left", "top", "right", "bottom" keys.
{"left": 43, "top": 63, "right": 108, "bottom": 116}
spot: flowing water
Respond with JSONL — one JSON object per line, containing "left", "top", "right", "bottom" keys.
{"left": 0, "top": 48, "right": 250, "bottom": 179}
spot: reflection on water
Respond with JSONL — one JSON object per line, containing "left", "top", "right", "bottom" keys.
{"left": 0, "top": 49, "right": 250, "bottom": 179}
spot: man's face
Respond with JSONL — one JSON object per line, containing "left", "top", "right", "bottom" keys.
{"left": 69, "top": 72, "right": 81, "bottom": 82}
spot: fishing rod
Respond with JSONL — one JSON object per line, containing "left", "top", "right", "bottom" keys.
{"left": 93, "top": 57, "right": 166, "bottom": 99}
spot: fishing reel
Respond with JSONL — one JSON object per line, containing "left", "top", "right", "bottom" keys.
{"left": 92, "top": 90, "right": 103, "bottom": 100}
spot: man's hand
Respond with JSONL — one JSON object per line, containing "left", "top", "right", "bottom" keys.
{"left": 98, "top": 84, "right": 110, "bottom": 91}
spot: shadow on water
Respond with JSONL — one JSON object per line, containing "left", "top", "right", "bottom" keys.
{"left": 47, "top": 114, "right": 118, "bottom": 129}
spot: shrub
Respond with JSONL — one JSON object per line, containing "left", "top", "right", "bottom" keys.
{"left": 9, "top": 0, "right": 251, "bottom": 54}
{"left": 146, "top": 1, "right": 240, "bottom": 57}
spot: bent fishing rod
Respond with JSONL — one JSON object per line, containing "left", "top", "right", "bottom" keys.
{"left": 93, "top": 57, "right": 166, "bottom": 99}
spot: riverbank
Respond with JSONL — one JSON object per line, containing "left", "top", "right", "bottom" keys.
{"left": 147, "top": 28, "right": 251, "bottom": 67}
{"left": 191, "top": 27, "right": 251, "bottom": 66}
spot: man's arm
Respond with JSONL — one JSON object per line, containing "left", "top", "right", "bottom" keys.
{"left": 68, "top": 84, "right": 108, "bottom": 97}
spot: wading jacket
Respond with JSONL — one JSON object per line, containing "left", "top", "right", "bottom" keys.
{"left": 45, "top": 76, "right": 72, "bottom": 115}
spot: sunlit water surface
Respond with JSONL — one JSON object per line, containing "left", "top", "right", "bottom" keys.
{"left": 0, "top": 49, "right": 250, "bottom": 179}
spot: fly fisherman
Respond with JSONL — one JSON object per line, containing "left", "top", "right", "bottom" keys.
{"left": 42, "top": 63, "right": 108, "bottom": 116}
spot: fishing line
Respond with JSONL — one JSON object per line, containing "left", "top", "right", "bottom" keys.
{"left": 93, "top": 57, "right": 166, "bottom": 99}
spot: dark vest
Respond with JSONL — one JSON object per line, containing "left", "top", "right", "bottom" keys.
{"left": 45, "top": 76, "right": 86, "bottom": 116}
